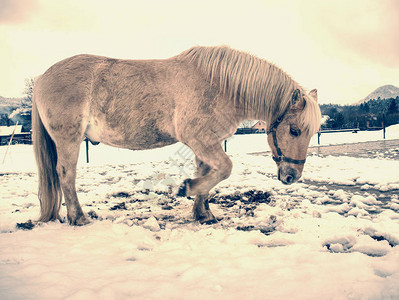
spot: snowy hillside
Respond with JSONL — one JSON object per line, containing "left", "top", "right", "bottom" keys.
{"left": 1, "top": 126, "right": 399, "bottom": 299}
{"left": 358, "top": 84, "right": 399, "bottom": 104}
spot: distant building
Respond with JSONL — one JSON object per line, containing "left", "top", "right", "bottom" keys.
{"left": 0, "top": 125, "right": 22, "bottom": 135}
{"left": 0, "top": 125, "right": 31, "bottom": 145}
{"left": 251, "top": 120, "right": 266, "bottom": 133}
{"left": 236, "top": 120, "right": 266, "bottom": 134}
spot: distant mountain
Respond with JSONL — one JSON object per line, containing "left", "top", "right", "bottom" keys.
{"left": 358, "top": 85, "right": 399, "bottom": 104}
{"left": 0, "top": 96, "right": 23, "bottom": 115}
{"left": 0, "top": 96, "right": 22, "bottom": 105}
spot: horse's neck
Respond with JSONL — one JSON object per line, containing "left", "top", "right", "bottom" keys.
{"left": 232, "top": 101, "right": 265, "bottom": 125}
{"left": 233, "top": 92, "right": 278, "bottom": 124}
{"left": 228, "top": 75, "right": 294, "bottom": 124}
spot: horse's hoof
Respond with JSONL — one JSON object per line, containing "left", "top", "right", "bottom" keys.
{"left": 200, "top": 218, "right": 218, "bottom": 225}
{"left": 177, "top": 179, "right": 191, "bottom": 197}
{"left": 194, "top": 211, "right": 217, "bottom": 225}
{"left": 69, "top": 214, "right": 90, "bottom": 226}
{"left": 177, "top": 185, "right": 186, "bottom": 197}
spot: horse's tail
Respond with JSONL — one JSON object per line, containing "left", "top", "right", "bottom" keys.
{"left": 32, "top": 89, "right": 62, "bottom": 222}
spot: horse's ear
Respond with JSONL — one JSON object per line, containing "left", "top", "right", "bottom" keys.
{"left": 291, "top": 89, "right": 304, "bottom": 109}
{"left": 309, "top": 89, "right": 318, "bottom": 102}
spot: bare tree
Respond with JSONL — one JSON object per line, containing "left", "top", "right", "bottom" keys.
{"left": 9, "top": 78, "right": 34, "bottom": 131}
{"left": 22, "top": 77, "right": 34, "bottom": 109}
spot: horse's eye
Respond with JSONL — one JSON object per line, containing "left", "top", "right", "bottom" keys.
{"left": 290, "top": 126, "right": 301, "bottom": 137}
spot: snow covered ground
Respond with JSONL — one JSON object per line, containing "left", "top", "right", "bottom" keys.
{"left": 1, "top": 125, "right": 399, "bottom": 300}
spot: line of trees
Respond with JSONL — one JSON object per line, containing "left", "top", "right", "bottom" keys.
{"left": 320, "top": 97, "right": 399, "bottom": 130}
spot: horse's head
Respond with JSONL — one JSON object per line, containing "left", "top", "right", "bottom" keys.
{"left": 267, "top": 88, "right": 320, "bottom": 185}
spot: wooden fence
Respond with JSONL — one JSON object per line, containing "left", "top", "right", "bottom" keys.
{"left": 0, "top": 132, "right": 32, "bottom": 145}
{"left": 317, "top": 127, "right": 385, "bottom": 145}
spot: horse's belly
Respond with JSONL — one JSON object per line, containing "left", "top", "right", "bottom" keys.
{"left": 85, "top": 119, "right": 177, "bottom": 150}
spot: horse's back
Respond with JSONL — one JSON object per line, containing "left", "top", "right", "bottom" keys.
{"left": 35, "top": 54, "right": 183, "bottom": 149}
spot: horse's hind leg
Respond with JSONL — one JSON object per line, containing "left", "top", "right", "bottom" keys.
{"left": 56, "top": 142, "right": 89, "bottom": 225}
{"left": 178, "top": 144, "right": 232, "bottom": 223}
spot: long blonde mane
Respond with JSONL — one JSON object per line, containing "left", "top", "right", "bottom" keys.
{"left": 179, "top": 46, "right": 321, "bottom": 135}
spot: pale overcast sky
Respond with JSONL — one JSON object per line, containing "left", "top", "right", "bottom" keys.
{"left": 0, "top": 0, "right": 398, "bottom": 104}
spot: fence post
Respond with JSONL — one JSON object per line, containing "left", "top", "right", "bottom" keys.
{"left": 85, "top": 138, "right": 89, "bottom": 163}
{"left": 382, "top": 114, "right": 386, "bottom": 139}
{"left": 224, "top": 140, "right": 227, "bottom": 152}
{"left": 317, "top": 132, "right": 321, "bottom": 145}
{"left": 2, "top": 121, "right": 19, "bottom": 164}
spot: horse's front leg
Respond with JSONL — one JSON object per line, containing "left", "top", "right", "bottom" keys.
{"left": 193, "top": 194, "right": 216, "bottom": 224}
{"left": 177, "top": 145, "right": 232, "bottom": 223}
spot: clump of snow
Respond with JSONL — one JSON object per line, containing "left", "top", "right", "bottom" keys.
{"left": 143, "top": 216, "right": 161, "bottom": 232}
{"left": 350, "top": 194, "right": 380, "bottom": 209}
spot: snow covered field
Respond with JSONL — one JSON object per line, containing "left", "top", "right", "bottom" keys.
{"left": 1, "top": 126, "right": 399, "bottom": 300}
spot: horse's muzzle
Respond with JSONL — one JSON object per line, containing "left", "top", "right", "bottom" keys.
{"left": 278, "top": 166, "right": 299, "bottom": 185}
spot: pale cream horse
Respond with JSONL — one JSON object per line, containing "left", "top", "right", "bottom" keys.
{"left": 32, "top": 46, "right": 321, "bottom": 225}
